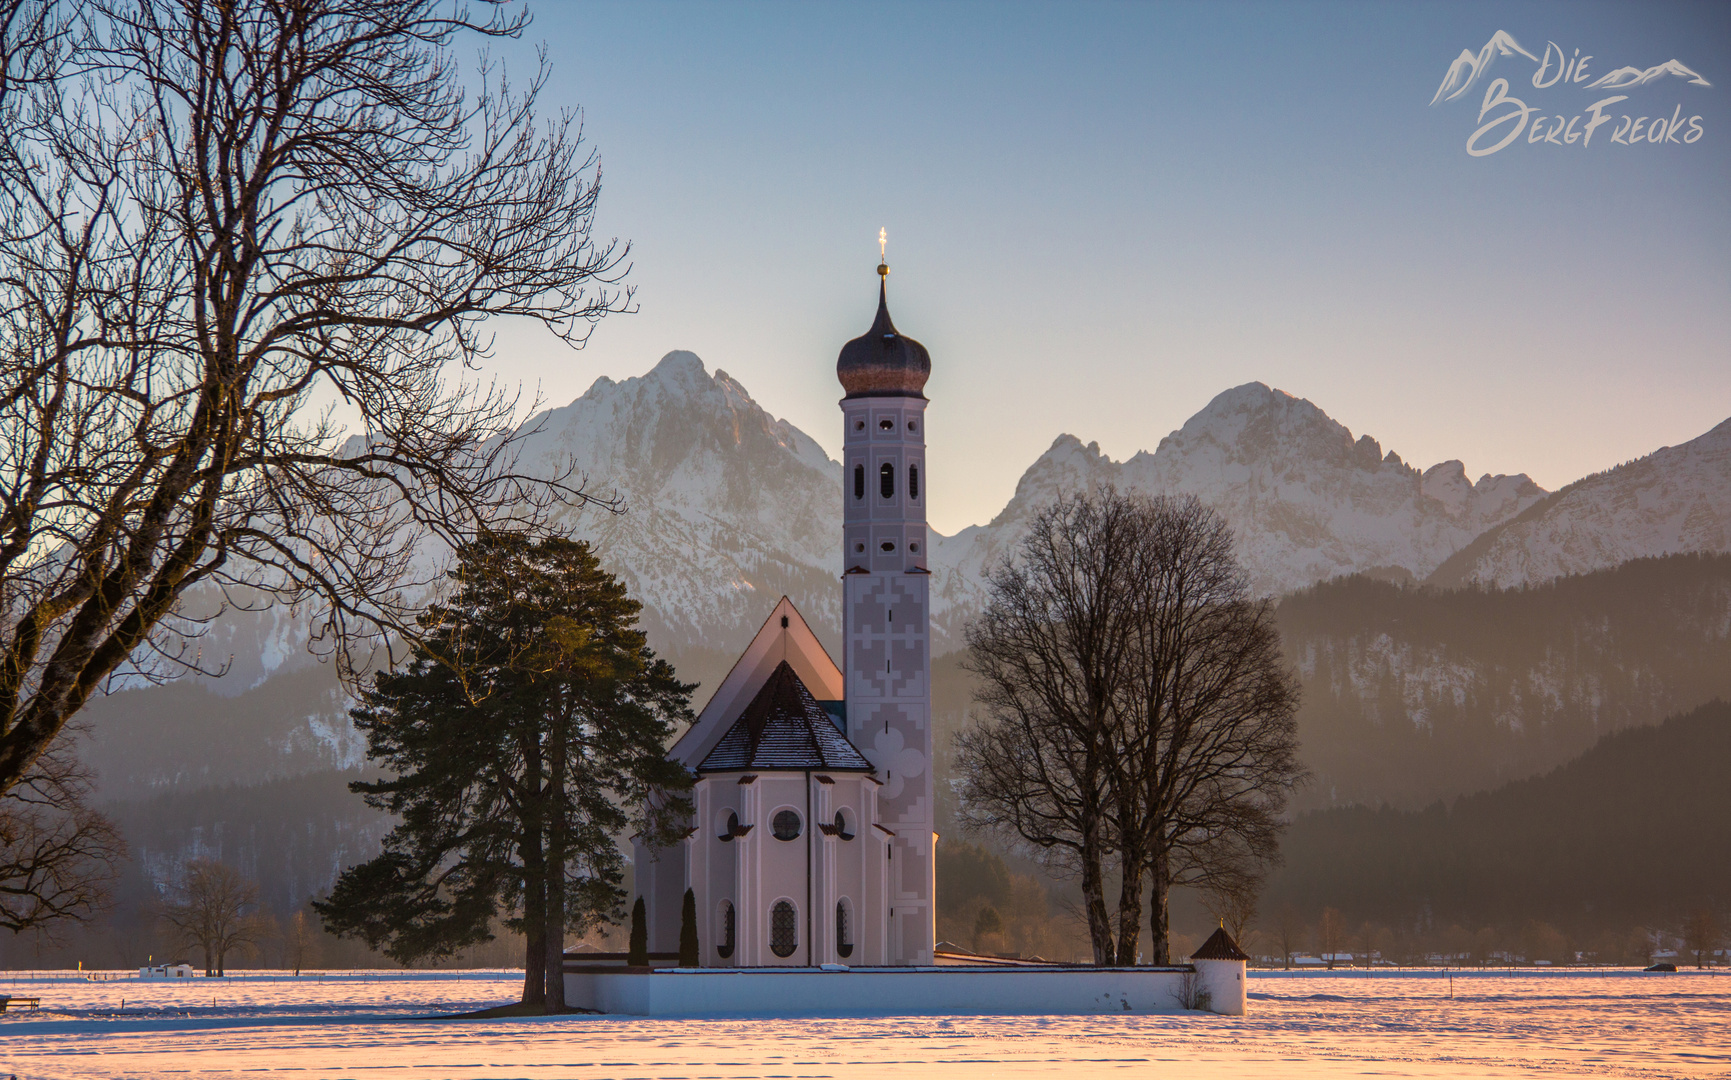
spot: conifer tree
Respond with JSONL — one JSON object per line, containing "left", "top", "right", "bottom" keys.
{"left": 629, "top": 896, "right": 649, "bottom": 966}
{"left": 316, "top": 534, "right": 693, "bottom": 1009}
{"left": 679, "top": 888, "right": 700, "bottom": 967}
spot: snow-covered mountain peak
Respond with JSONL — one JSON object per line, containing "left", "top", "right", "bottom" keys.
{"left": 1429, "top": 415, "right": 1731, "bottom": 588}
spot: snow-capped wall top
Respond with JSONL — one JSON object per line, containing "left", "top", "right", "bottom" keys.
{"left": 1428, "top": 417, "right": 1731, "bottom": 589}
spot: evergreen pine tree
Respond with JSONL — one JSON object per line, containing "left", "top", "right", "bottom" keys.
{"left": 629, "top": 896, "right": 649, "bottom": 966}
{"left": 679, "top": 888, "right": 699, "bottom": 967}
{"left": 316, "top": 533, "right": 693, "bottom": 1007}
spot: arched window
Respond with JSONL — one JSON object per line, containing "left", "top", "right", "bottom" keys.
{"left": 836, "top": 900, "right": 854, "bottom": 959}
{"left": 833, "top": 808, "right": 855, "bottom": 841}
{"left": 772, "top": 809, "right": 802, "bottom": 841}
{"left": 717, "top": 901, "right": 736, "bottom": 960}
{"left": 718, "top": 810, "right": 739, "bottom": 842}
{"left": 853, "top": 464, "right": 864, "bottom": 500}
{"left": 880, "top": 462, "right": 894, "bottom": 499}
{"left": 909, "top": 464, "right": 919, "bottom": 500}
{"left": 770, "top": 900, "right": 798, "bottom": 958}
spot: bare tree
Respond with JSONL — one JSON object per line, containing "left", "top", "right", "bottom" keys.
{"left": 1682, "top": 909, "right": 1721, "bottom": 969}
{"left": 955, "top": 491, "right": 1303, "bottom": 966}
{"left": 1316, "top": 906, "right": 1345, "bottom": 969}
{"left": 286, "top": 908, "right": 321, "bottom": 975}
{"left": 0, "top": 729, "right": 123, "bottom": 934}
{"left": 1272, "top": 904, "right": 1303, "bottom": 970}
{"left": 0, "top": 0, "right": 630, "bottom": 798}
{"left": 158, "top": 858, "right": 268, "bottom": 975}
{"left": 955, "top": 493, "right": 1145, "bottom": 963}
{"left": 1200, "top": 869, "right": 1262, "bottom": 947}
{"left": 1108, "top": 494, "right": 1303, "bottom": 964}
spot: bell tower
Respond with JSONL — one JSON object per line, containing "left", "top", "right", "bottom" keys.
{"left": 836, "top": 238, "right": 934, "bottom": 965}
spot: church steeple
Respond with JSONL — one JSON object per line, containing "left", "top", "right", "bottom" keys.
{"left": 837, "top": 249, "right": 930, "bottom": 400}
{"left": 836, "top": 238, "right": 935, "bottom": 965}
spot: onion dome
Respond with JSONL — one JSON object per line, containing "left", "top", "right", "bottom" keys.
{"left": 836, "top": 266, "right": 931, "bottom": 399}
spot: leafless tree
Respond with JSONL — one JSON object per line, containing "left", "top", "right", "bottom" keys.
{"left": 1316, "top": 906, "right": 1345, "bottom": 969}
{"left": 286, "top": 907, "right": 320, "bottom": 974}
{"left": 0, "top": 0, "right": 630, "bottom": 798}
{"left": 956, "top": 491, "right": 1302, "bottom": 965}
{"left": 1106, "top": 494, "right": 1303, "bottom": 964}
{"left": 0, "top": 729, "right": 123, "bottom": 934}
{"left": 1682, "top": 909, "right": 1721, "bottom": 969}
{"left": 955, "top": 493, "right": 1145, "bottom": 963}
{"left": 1272, "top": 904, "right": 1303, "bottom": 970}
{"left": 1200, "top": 867, "right": 1263, "bottom": 946}
{"left": 158, "top": 858, "right": 269, "bottom": 975}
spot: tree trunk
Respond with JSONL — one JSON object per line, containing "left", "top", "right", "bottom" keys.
{"left": 543, "top": 700, "right": 569, "bottom": 1011}
{"left": 520, "top": 734, "right": 547, "bottom": 1008}
{"left": 1080, "top": 816, "right": 1116, "bottom": 965}
{"left": 1148, "top": 846, "right": 1171, "bottom": 966}
{"left": 1114, "top": 859, "right": 1143, "bottom": 965}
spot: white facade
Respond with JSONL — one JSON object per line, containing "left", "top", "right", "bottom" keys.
{"left": 636, "top": 270, "right": 937, "bottom": 968}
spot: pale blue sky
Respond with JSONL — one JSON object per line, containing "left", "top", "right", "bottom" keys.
{"left": 479, "top": 1, "right": 1730, "bottom": 534}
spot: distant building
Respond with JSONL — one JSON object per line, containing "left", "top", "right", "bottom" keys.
{"left": 634, "top": 259, "right": 936, "bottom": 967}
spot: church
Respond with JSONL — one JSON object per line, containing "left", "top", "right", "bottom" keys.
{"left": 633, "top": 253, "right": 938, "bottom": 968}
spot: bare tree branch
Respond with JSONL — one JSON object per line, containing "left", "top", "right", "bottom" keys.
{"left": 0, "top": 0, "right": 632, "bottom": 796}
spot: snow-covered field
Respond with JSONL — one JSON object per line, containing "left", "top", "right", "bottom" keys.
{"left": 2, "top": 967, "right": 1726, "bottom": 1079}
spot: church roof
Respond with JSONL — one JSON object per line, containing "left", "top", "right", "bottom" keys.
{"left": 697, "top": 660, "right": 874, "bottom": 773}
{"left": 1191, "top": 927, "right": 1251, "bottom": 961}
{"left": 836, "top": 274, "right": 930, "bottom": 399}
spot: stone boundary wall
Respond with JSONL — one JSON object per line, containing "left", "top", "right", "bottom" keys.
{"left": 566, "top": 960, "right": 1247, "bottom": 1016}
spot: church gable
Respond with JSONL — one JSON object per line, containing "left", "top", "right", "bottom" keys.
{"left": 669, "top": 597, "right": 843, "bottom": 769}
{"left": 698, "top": 660, "right": 874, "bottom": 773}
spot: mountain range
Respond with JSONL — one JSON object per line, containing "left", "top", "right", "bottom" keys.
{"left": 76, "top": 350, "right": 1731, "bottom": 793}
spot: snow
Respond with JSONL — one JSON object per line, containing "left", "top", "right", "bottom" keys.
{"left": 3, "top": 968, "right": 1726, "bottom": 1078}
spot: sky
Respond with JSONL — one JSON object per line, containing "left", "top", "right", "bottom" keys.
{"left": 473, "top": 0, "right": 1730, "bottom": 535}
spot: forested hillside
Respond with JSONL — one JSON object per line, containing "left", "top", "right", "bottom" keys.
{"left": 1278, "top": 554, "right": 1731, "bottom": 809}
{"left": 1264, "top": 700, "right": 1731, "bottom": 935}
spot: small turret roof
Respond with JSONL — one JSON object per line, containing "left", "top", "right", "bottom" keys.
{"left": 698, "top": 660, "right": 874, "bottom": 773}
{"left": 1191, "top": 927, "right": 1251, "bottom": 961}
{"left": 836, "top": 274, "right": 930, "bottom": 399}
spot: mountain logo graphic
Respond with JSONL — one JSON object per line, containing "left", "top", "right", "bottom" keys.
{"left": 1430, "top": 31, "right": 1538, "bottom": 106}
{"left": 1431, "top": 32, "right": 1712, "bottom": 105}
{"left": 1585, "top": 60, "right": 1712, "bottom": 90}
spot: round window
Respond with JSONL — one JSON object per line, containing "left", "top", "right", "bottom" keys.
{"left": 772, "top": 809, "right": 802, "bottom": 841}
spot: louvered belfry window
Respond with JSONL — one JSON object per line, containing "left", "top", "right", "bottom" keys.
{"left": 909, "top": 464, "right": 919, "bottom": 500}
{"left": 770, "top": 900, "right": 798, "bottom": 958}
{"left": 880, "top": 462, "right": 894, "bottom": 498}
{"left": 853, "top": 464, "right": 864, "bottom": 499}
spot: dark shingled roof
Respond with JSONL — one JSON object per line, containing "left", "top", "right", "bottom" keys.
{"left": 836, "top": 278, "right": 931, "bottom": 400}
{"left": 698, "top": 661, "right": 875, "bottom": 773}
{"left": 1191, "top": 927, "right": 1250, "bottom": 961}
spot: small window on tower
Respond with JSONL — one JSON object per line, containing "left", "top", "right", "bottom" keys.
{"left": 854, "top": 542, "right": 865, "bottom": 554}
{"left": 880, "top": 541, "right": 895, "bottom": 553}
{"left": 853, "top": 464, "right": 864, "bottom": 500}
{"left": 910, "top": 542, "right": 920, "bottom": 553}
{"left": 909, "top": 465, "right": 919, "bottom": 500}
{"left": 854, "top": 419, "right": 865, "bottom": 432}
{"left": 878, "top": 418, "right": 894, "bottom": 431}
{"left": 880, "top": 462, "right": 894, "bottom": 498}
{"left": 907, "top": 420, "right": 916, "bottom": 432}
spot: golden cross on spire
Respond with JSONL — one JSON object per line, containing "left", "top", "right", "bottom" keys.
{"left": 879, "top": 227, "right": 887, "bottom": 260}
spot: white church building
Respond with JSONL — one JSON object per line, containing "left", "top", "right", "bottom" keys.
{"left": 634, "top": 256, "right": 937, "bottom": 968}
{"left": 577, "top": 255, "right": 1249, "bottom": 1016}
